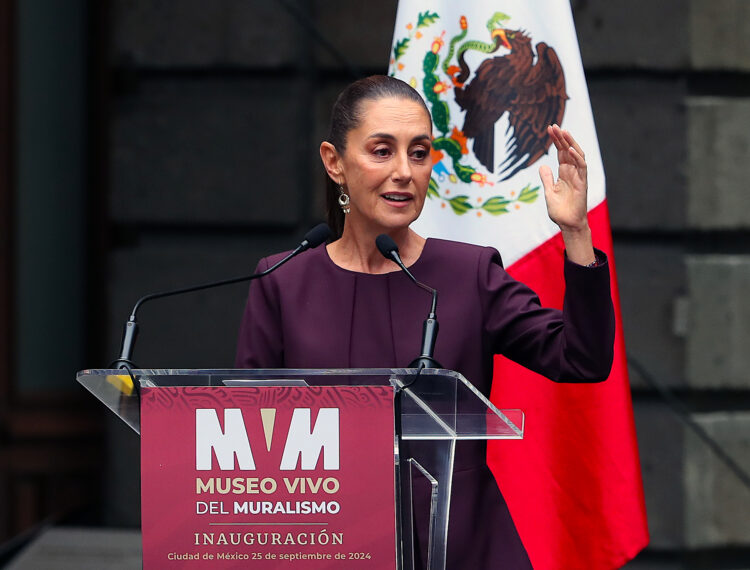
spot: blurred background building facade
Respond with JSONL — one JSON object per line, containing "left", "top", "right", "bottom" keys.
{"left": 1, "top": 1, "right": 749, "bottom": 567}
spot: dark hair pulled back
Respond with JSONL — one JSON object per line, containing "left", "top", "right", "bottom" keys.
{"left": 324, "top": 75, "right": 430, "bottom": 239}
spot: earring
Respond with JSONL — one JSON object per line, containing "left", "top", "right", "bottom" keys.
{"left": 338, "top": 184, "right": 350, "bottom": 214}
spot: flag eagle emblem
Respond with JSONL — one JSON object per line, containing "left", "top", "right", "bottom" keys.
{"left": 390, "top": 11, "right": 568, "bottom": 217}
{"left": 454, "top": 26, "right": 568, "bottom": 180}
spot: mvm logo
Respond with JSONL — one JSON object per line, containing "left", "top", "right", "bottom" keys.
{"left": 195, "top": 408, "right": 340, "bottom": 471}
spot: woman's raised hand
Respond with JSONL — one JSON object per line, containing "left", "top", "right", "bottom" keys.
{"left": 538, "top": 124, "right": 589, "bottom": 233}
{"left": 539, "top": 124, "right": 596, "bottom": 266}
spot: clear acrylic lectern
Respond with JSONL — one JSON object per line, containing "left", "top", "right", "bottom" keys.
{"left": 78, "top": 368, "right": 524, "bottom": 570}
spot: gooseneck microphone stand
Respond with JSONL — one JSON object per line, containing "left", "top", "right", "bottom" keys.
{"left": 375, "top": 234, "right": 442, "bottom": 369}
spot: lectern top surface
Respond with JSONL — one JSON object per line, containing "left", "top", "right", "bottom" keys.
{"left": 76, "top": 368, "right": 524, "bottom": 440}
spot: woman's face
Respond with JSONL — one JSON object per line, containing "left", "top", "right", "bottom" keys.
{"left": 336, "top": 97, "right": 433, "bottom": 234}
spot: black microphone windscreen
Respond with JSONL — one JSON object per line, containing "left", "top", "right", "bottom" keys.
{"left": 303, "top": 223, "right": 332, "bottom": 249}
{"left": 375, "top": 234, "right": 398, "bottom": 259}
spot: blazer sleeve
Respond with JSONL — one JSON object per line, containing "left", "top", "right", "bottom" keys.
{"left": 234, "top": 257, "right": 284, "bottom": 368}
{"left": 479, "top": 247, "right": 615, "bottom": 382}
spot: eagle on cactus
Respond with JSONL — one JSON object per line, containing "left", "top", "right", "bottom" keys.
{"left": 455, "top": 28, "right": 568, "bottom": 180}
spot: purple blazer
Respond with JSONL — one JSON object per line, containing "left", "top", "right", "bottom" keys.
{"left": 236, "top": 238, "right": 614, "bottom": 569}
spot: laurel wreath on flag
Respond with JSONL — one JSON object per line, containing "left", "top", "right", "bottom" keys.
{"left": 390, "top": 11, "right": 540, "bottom": 217}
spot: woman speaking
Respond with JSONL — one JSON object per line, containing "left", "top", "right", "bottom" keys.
{"left": 236, "top": 75, "right": 614, "bottom": 568}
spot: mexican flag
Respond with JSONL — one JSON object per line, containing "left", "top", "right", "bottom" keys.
{"left": 388, "top": 2, "right": 649, "bottom": 568}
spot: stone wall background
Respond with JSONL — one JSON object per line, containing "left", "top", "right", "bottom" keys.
{"left": 102, "top": 1, "right": 750, "bottom": 567}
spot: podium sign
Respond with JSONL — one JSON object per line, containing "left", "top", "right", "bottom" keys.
{"left": 140, "top": 385, "right": 396, "bottom": 568}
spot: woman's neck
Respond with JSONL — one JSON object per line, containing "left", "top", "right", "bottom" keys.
{"left": 327, "top": 225, "right": 426, "bottom": 274}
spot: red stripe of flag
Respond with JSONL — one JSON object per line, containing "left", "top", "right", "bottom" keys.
{"left": 488, "top": 200, "right": 649, "bottom": 569}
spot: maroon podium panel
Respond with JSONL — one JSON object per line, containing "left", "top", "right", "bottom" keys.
{"left": 140, "top": 385, "right": 396, "bottom": 568}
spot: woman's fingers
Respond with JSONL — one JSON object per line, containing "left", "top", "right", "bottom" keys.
{"left": 567, "top": 145, "right": 587, "bottom": 170}
{"left": 548, "top": 124, "right": 587, "bottom": 162}
{"left": 548, "top": 124, "right": 566, "bottom": 151}
{"left": 560, "top": 129, "right": 586, "bottom": 160}
{"left": 543, "top": 126, "right": 588, "bottom": 196}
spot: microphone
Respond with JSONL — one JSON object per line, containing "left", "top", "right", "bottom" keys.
{"left": 110, "top": 223, "right": 332, "bottom": 371}
{"left": 297, "top": 222, "right": 333, "bottom": 252}
{"left": 375, "top": 234, "right": 442, "bottom": 369}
